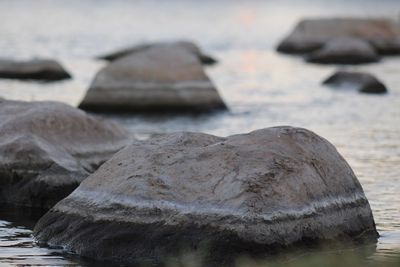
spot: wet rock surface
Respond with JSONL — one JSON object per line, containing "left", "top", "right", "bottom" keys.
{"left": 323, "top": 71, "right": 388, "bottom": 94}
{"left": 307, "top": 37, "right": 380, "bottom": 64}
{"left": 277, "top": 18, "right": 400, "bottom": 56}
{"left": 0, "top": 99, "right": 130, "bottom": 209}
{"left": 98, "top": 40, "right": 218, "bottom": 65}
{"left": 79, "top": 44, "right": 226, "bottom": 113}
{"left": 34, "top": 126, "right": 377, "bottom": 266}
{"left": 0, "top": 59, "right": 71, "bottom": 81}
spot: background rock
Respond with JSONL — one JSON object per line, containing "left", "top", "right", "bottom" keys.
{"left": 98, "top": 40, "right": 218, "bottom": 65}
{"left": 0, "top": 59, "right": 71, "bottom": 81}
{"left": 79, "top": 44, "right": 226, "bottom": 113}
{"left": 306, "top": 37, "right": 380, "bottom": 64}
{"left": 277, "top": 18, "right": 400, "bottom": 55}
{"left": 323, "top": 71, "right": 388, "bottom": 94}
{"left": 0, "top": 99, "right": 131, "bottom": 209}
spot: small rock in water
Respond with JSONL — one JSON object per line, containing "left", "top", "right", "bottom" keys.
{"left": 98, "top": 40, "right": 218, "bottom": 65}
{"left": 34, "top": 126, "right": 377, "bottom": 266}
{"left": 0, "top": 99, "right": 131, "bottom": 209}
{"left": 79, "top": 43, "right": 226, "bottom": 113}
{"left": 323, "top": 71, "right": 388, "bottom": 94}
{"left": 307, "top": 37, "right": 380, "bottom": 64}
{"left": 0, "top": 59, "right": 71, "bottom": 81}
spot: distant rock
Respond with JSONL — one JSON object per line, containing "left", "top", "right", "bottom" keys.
{"left": 79, "top": 44, "right": 226, "bottom": 113}
{"left": 307, "top": 37, "right": 380, "bottom": 64}
{"left": 277, "top": 18, "right": 400, "bottom": 56}
{"left": 0, "top": 99, "right": 130, "bottom": 209}
{"left": 0, "top": 59, "right": 71, "bottom": 81}
{"left": 34, "top": 126, "right": 377, "bottom": 266}
{"left": 323, "top": 71, "right": 388, "bottom": 94}
{"left": 98, "top": 40, "right": 218, "bottom": 65}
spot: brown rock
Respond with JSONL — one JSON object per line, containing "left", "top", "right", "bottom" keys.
{"left": 0, "top": 99, "right": 130, "bottom": 209}
{"left": 0, "top": 59, "right": 71, "bottom": 81}
{"left": 34, "top": 126, "right": 377, "bottom": 266}
{"left": 323, "top": 71, "right": 388, "bottom": 94}
{"left": 307, "top": 37, "right": 380, "bottom": 64}
{"left": 79, "top": 44, "right": 226, "bottom": 113}
{"left": 277, "top": 18, "right": 400, "bottom": 55}
{"left": 98, "top": 40, "right": 217, "bottom": 65}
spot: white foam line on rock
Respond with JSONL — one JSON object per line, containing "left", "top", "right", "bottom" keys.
{"left": 94, "top": 80, "right": 215, "bottom": 91}
{"left": 59, "top": 189, "right": 369, "bottom": 223}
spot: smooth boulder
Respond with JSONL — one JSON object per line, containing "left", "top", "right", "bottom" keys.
{"left": 277, "top": 18, "right": 400, "bottom": 55}
{"left": 98, "top": 40, "right": 217, "bottom": 65}
{"left": 0, "top": 99, "right": 130, "bottom": 209}
{"left": 307, "top": 37, "right": 380, "bottom": 64}
{"left": 0, "top": 59, "right": 71, "bottom": 81}
{"left": 323, "top": 71, "right": 388, "bottom": 94}
{"left": 34, "top": 126, "right": 377, "bottom": 266}
{"left": 79, "top": 44, "right": 226, "bottom": 113}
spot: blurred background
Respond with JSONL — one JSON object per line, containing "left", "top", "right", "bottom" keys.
{"left": 0, "top": 0, "right": 399, "bottom": 266}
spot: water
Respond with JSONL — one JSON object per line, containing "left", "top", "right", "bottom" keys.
{"left": 0, "top": 0, "right": 399, "bottom": 266}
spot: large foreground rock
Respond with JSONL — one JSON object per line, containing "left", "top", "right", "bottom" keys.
{"left": 0, "top": 59, "right": 71, "bottom": 81}
{"left": 79, "top": 44, "right": 226, "bottom": 113}
{"left": 323, "top": 71, "right": 388, "bottom": 94}
{"left": 0, "top": 99, "right": 130, "bottom": 209}
{"left": 34, "top": 126, "right": 377, "bottom": 266}
{"left": 307, "top": 37, "right": 380, "bottom": 64}
{"left": 98, "top": 40, "right": 218, "bottom": 65}
{"left": 277, "top": 18, "right": 400, "bottom": 55}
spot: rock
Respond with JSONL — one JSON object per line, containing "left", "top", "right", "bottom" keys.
{"left": 306, "top": 37, "right": 380, "bottom": 64}
{"left": 34, "top": 126, "right": 377, "bottom": 266}
{"left": 79, "top": 44, "right": 226, "bottom": 113}
{"left": 277, "top": 18, "right": 400, "bottom": 55}
{"left": 0, "top": 59, "right": 71, "bottom": 81}
{"left": 0, "top": 99, "right": 130, "bottom": 209}
{"left": 323, "top": 71, "right": 388, "bottom": 94}
{"left": 98, "top": 40, "right": 218, "bottom": 65}
{"left": 371, "top": 38, "right": 400, "bottom": 55}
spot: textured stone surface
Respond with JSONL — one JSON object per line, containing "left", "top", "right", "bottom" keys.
{"left": 277, "top": 18, "right": 400, "bottom": 55}
{"left": 323, "top": 71, "right": 388, "bottom": 94}
{"left": 98, "top": 40, "right": 217, "bottom": 65}
{"left": 79, "top": 44, "right": 226, "bottom": 113}
{"left": 0, "top": 59, "right": 71, "bottom": 81}
{"left": 307, "top": 37, "right": 380, "bottom": 64}
{"left": 34, "top": 126, "right": 377, "bottom": 265}
{"left": 0, "top": 99, "right": 130, "bottom": 209}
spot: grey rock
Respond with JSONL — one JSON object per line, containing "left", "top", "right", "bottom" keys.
{"left": 0, "top": 59, "right": 71, "bottom": 81}
{"left": 98, "top": 40, "right": 217, "bottom": 65}
{"left": 277, "top": 18, "right": 400, "bottom": 55}
{"left": 79, "top": 44, "right": 226, "bottom": 113}
{"left": 34, "top": 126, "right": 377, "bottom": 266}
{"left": 0, "top": 99, "right": 130, "bottom": 209}
{"left": 323, "top": 71, "right": 388, "bottom": 94}
{"left": 307, "top": 37, "right": 380, "bottom": 64}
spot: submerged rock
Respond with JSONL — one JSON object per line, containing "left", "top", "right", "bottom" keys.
{"left": 323, "top": 71, "right": 388, "bottom": 94}
{"left": 0, "top": 99, "right": 130, "bottom": 209}
{"left": 34, "top": 126, "right": 377, "bottom": 266}
{"left": 0, "top": 59, "right": 71, "bottom": 81}
{"left": 98, "top": 40, "right": 218, "bottom": 65}
{"left": 307, "top": 37, "right": 380, "bottom": 64}
{"left": 79, "top": 44, "right": 226, "bottom": 113}
{"left": 277, "top": 18, "right": 400, "bottom": 55}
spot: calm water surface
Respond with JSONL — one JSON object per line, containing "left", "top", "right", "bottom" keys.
{"left": 0, "top": 0, "right": 399, "bottom": 266}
